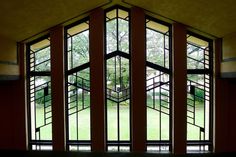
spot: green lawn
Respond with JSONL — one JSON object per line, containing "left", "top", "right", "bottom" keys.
{"left": 34, "top": 98, "right": 207, "bottom": 141}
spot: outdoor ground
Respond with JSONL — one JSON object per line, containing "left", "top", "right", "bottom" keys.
{"left": 34, "top": 98, "right": 206, "bottom": 141}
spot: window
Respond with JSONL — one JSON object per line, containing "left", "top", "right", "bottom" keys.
{"left": 25, "top": 6, "right": 215, "bottom": 153}
{"left": 186, "top": 33, "right": 213, "bottom": 152}
{"left": 65, "top": 19, "right": 91, "bottom": 151}
{"left": 105, "top": 7, "right": 131, "bottom": 151}
{"left": 146, "top": 17, "right": 172, "bottom": 152}
{"left": 27, "top": 36, "right": 52, "bottom": 150}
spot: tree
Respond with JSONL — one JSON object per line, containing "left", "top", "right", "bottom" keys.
{"left": 187, "top": 43, "right": 205, "bottom": 69}
{"left": 34, "top": 46, "right": 50, "bottom": 72}
{"left": 106, "top": 18, "right": 129, "bottom": 54}
{"left": 32, "top": 45, "right": 51, "bottom": 106}
{"left": 146, "top": 29, "right": 166, "bottom": 67}
{"left": 106, "top": 18, "right": 130, "bottom": 98}
{"left": 69, "top": 30, "right": 89, "bottom": 70}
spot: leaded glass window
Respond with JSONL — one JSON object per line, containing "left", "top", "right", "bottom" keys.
{"left": 146, "top": 18, "right": 172, "bottom": 152}
{"left": 186, "top": 33, "right": 213, "bottom": 152}
{"left": 105, "top": 7, "right": 131, "bottom": 152}
{"left": 27, "top": 36, "right": 52, "bottom": 150}
{"left": 65, "top": 19, "right": 91, "bottom": 151}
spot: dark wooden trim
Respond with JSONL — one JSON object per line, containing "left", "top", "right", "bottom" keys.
{"left": 90, "top": 8, "right": 106, "bottom": 151}
{"left": 172, "top": 23, "right": 187, "bottom": 154}
{"left": 131, "top": 7, "right": 146, "bottom": 152}
{"left": 50, "top": 26, "right": 66, "bottom": 151}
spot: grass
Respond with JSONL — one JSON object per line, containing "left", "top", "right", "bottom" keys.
{"left": 107, "top": 100, "right": 130, "bottom": 141}
{"left": 34, "top": 96, "right": 207, "bottom": 141}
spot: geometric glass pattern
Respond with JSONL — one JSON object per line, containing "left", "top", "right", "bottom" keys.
{"left": 105, "top": 7, "right": 131, "bottom": 152}
{"left": 65, "top": 19, "right": 91, "bottom": 151}
{"left": 27, "top": 37, "right": 52, "bottom": 150}
{"left": 146, "top": 18, "right": 172, "bottom": 152}
{"left": 186, "top": 33, "right": 213, "bottom": 152}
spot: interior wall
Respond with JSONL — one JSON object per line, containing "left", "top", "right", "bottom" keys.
{"left": 0, "top": 43, "right": 26, "bottom": 150}
{"left": 0, "top": 35, "right": 19, "bottom": 79}
{"left": 218, "top": 79, "right": 236, "bottom": 152}
{"left": 221, "top": 32, "right": 236, "bottom": 77}
{"left": 0, "top": 35, "right": 17, "bottom": 63}
{"left": 227, "top": 79, "right": 236, "bottom": 151}
{"left": 220, "top": 33, "right": 236, "bottom": 149}
{"left": 0, "top": 81, "right": 25, "bottom": 149}
{"left": 0, "top": 82, "right": 14, "bottom": 149}
{"left": 222, "top": 32, "right": 236, "bottom": 60}
{"left": 0, "top": 35, "right": 18, "bottom": 147}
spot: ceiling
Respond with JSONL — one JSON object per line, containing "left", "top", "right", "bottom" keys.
{"left": 0, "top": 0, "right": 236, "bottom": 42}
{"left": 124, "top": 0, "right": 236, "bottom": 38}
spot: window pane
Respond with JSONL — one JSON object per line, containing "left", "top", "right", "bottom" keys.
{"left": 146, "top": 68, "right": 170, "bottom": 141}
{"left": 30, "top": 39, "right": 50, "bottom": 72}
{"left": 106, "top": 56, "right": 130, "bottom": 147}
{"left": 106, "top": 8, "right": 129, "bottom": 54}
{"left": 106, "top": 19, "right": 117, "bottom": 54}
{"left": 68, "top": 69, "right": 90, "bottom": 141}
{"left": 187, "top": 35, "right": 209, "bottom": 70}
{"left": 187, "top": 74, "right": 210, "bottom": 141}
{"left": 67, "top": 21, "right": 89, "bottom": 70}
{"left": 146, "top": 20, "right": 170, "bottom": 69}
{"left": 118, "top": 18, "right": 129, "bottom": 53}
{"left": 30, "top": 76, "right": 52, "bottom": 140}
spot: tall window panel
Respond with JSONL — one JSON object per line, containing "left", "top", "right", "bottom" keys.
{"left": 65, "top": 19, "right": 91, "bottom": 151}
{"left": 186, "top": 33, "right": 213, "bottom": 152}
{"left": 146, "top": 18, "right": 172, "bottom": 152}
{"left": 27, "top": 37, "right": 52, "bottom": 150}
{"left": 105, "top": 7, "right": 131, "bottom": 152}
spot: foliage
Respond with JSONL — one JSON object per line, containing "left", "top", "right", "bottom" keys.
{"left": 106, "top": 17, "right": 130, "bottom": 94}
{"left": 195, "top": 88, "right": 204, "bottom": 103}
{"left": 106, "top": 18, "right": 129, "bottom": 53}
{"left": 187, "top": 43, "right": 205, "bottom": 69}
{"left": 68, "top": 30, "right": 89, "bottom": 69}
{"left": 146, "top": 29, "right": 167, "bottom": 67}
{"left": 32, "top": 16, "right": 208, "bottom": 108}
{"left": 187, "top": 74, "right": 206, "bottom": 103}
{"left": 33, "top": 76, "right": 51, "bottom": 106}
{"left": 34, "top": 46, "right": 50, "bottom": 71}
{"left": 106, "top": 57, "right": 129, "bottom": 90}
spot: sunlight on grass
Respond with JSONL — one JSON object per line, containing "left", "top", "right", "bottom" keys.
{"left": 107, "top": 100, "right": 130, "bottom": 141}
{"left": 68, "top": 108, "right": 90, "bottom": 140}
{"left": 35, "top": 101, "right": 205, "bottom": 141}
